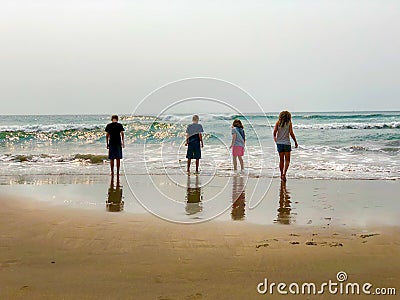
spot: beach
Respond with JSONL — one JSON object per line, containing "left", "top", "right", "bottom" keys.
{"left": 3, "top": 0, "right": 400, "bottom": 297}
{"left": 1, "top": 112, "right": 399, "bottom": 299}
{"left": 1, "top": 176, "right": 399, "bottom": 299}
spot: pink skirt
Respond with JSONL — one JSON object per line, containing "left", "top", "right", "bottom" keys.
{"left": 232, "top": 146, "right": 244, "bottom": 157}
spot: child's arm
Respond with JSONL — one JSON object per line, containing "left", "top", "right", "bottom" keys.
{"left": 106, "top": 133, "right": 110, "bottom": 149}
{"left": 273, "top": 122, "right": 278, "bottom": 143}
{"left": 199, "top": 133, "right": 204, "bottom": 148}
{"left": 289, "top": 123, "right": 298, "bottom": 148}
{"left": 185, "top": 133, "right": 189, "bottom": 146}
{"left": 230, "top": 133, "right": 236, "bottom": 148}
{"left": 121, "top": 131, "right": 125, "bottom": 148}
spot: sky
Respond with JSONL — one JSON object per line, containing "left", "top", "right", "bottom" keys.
{"left": 1, "top": 0, "right": 399, "bottom": 115}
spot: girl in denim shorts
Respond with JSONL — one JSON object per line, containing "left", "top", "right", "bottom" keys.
{"left": 273, "top": 111, "right": 298, "bottom": 181}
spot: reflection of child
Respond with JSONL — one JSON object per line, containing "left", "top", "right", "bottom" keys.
{"left": 185, "top": 115, "right": 204, "bottom": 174}
{"left": 106, "top": 176, "right": 124, "bottom": 212}
{"left": 229, "top": 119, "right": 245, "bottom": 172}
{"left": 185, "top": 176, "right": 203, "bottom": 215}
{"left": 231, "top": 175, "right": 245, "bottom": 221}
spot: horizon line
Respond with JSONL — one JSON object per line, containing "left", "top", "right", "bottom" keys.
{"left": 0, "top": 109, "right": 399, "bottom": 116}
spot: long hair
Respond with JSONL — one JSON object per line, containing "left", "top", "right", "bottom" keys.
{"left": 277, "top": 111, "right": 291, "bottom": 127}
{"left": 232, "top": 119, "right": 244, "bottom": 129}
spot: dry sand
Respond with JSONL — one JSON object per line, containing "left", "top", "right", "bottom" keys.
{"left": 0, "top": 194, "right": 399, "bottom": 299}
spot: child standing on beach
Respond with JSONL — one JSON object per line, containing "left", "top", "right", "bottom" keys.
{"left": 230, "top": 119, "right": 245, "bottom": 172}
{"left": 273, "top": 111, "right": 298, "bottom": 181}
{"left": 105, "top": 115, "right": 125, "bottom": 176}
{"left": 185, "top": 115, "right": 204, "bottom": 174}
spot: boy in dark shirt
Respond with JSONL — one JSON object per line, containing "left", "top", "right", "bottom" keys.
{"left": 105, "top": 115, "right": 125, "bottom": 176}
{"left": 185, "top": 115, "right": 204, "bottom": 174}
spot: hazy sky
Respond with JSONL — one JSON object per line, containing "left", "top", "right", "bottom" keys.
{"left": 1, "top": 0, "right": 399, "bottom": 114}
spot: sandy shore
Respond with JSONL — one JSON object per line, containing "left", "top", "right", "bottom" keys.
{"left": 0, "top": 191, "right": 399, "bottom": 299}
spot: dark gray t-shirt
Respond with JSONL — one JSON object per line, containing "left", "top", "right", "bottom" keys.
{"left": 105, "top": 122, "right": 124, "bottom": 146}
{"left": 186, "top": 123, "right": 204, "bottom": 142}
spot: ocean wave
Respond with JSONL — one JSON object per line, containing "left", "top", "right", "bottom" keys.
{"left": 385, "top": 140, "right": 400, "bottom": 147}
{"left": 298, "top": 113, "right": 399, "bottom": 120}
{"left": 144, "top": 112, "right": 399, "bottom": 121}
{"left": 299, "top": 144, "right": 399, "bottom": 154}
{"left": 0, "top": 150, "right": 398, "bottom": 180}
{"left": 0, "top": 153, "right": 108, "bottom": 164}
{"left": 294, "top": 122, "right": 400, "bottom": 130}
{"left": 0, "top": 124, "right": 104, "bottom": 133}
{"left": 1, "top": 120, "right": 398, "bottom": 137}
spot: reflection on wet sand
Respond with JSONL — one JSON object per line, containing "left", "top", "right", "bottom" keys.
{"left": 275, "top": 180, "right": 294, "bottom": 224}
{"left": 231, "top": 175, "right": 245, "bottom": 221}
{"left": 185, "top": 175, "right": 203, "bottom": 215}
{"left": 106, "top": 176, "right": 124, "bottom": 212}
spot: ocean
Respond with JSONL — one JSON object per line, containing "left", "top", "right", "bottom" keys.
{"left": 0, "top": 112, "right": 399, "bottom": 182}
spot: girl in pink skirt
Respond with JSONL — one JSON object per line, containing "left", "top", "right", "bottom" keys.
{"left": 230, "top": 119, "right": 245, "bottom": 172}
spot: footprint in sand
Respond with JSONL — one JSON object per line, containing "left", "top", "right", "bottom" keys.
{"left": 360, "top": 233, "right": 380, "bottom": 239}
{"left": 256, "top": 243, "right": 269, "bottom": 249}
{"left": 305, "top": 241, "right": 318, "bottom": 246}
{"left": 290, "top": 241, "right": 300, "bottom": 245}
{"left": 329, "top": 242, "right": 343, "bottom": 247}
{"left": 305, "top": 241, "right": 343, "bottom": 247}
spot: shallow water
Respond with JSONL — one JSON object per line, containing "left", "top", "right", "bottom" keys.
{"left": 0, "top": 112, "right": 399, "bottom": 180}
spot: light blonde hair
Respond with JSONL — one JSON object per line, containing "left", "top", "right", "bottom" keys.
{"left": 277, "top": 111, "right": 291, "bottom": 127}
{"left": 192, "top": 115, "right": 199, "bottom": 122}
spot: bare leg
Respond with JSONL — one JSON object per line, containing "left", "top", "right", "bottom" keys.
{"left": 187, "top": 159, "right": 191, "bottom": 173}
{"left": 283, "top": 151, "right": 291, "bottom": 180}
{"left": 279, "top": 152, "right": 284, "bottom": 179}
{"left": 233, "top": 156, "right": 238, "bottom": 171}
{"left": 195, "top": 159, "right": 200, "bottom": 173}
{"left": 116, "top": 159, "right": 121, "bottom": 175}
{"left": 238, "top": 156, "right": 244, "bottom": 171}
{"left": 110, "top": 159, "right": 115, "bottom": 176}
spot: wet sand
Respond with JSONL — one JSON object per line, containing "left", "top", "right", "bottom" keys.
{"left": 0, "top": 182, "right": 399, "bottom": 299}
{"left": 1, "top": 176, "right": 399, "bottom": 226}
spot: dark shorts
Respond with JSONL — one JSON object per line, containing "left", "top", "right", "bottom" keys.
{"left": 277, "top": 143, "right": 291, "bottom": 153}
{"left": 186, "top": 142, "right": 201, "bottom": 159}
{"left": 109, "top": 145, "right": 123, "bottom": 159}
